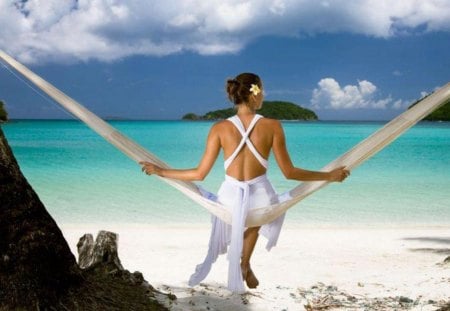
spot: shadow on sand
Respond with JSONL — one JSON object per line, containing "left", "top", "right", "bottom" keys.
{"left": 403, "top": 236, "right": 450, "bottom": 255}
{"left": 158, "top": 283, "right": 260, "bottom": 311}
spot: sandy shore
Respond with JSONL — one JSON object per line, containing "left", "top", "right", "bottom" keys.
{"left": 61, "top": 223, "right": 450, "bottom": 310}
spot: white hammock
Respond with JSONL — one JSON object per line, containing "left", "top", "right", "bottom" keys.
{"left": 1, "top": 49, "right": 449, "bottom": 227}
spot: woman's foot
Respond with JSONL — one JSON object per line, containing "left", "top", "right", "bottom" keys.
{"left": 241, "top": 264, "right": 259, "bottom": 289}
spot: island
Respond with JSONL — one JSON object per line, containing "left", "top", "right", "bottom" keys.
{"left": 183, "top": 101, "right": 318, "bottom": 121}
{"left": 423, "top": 101, "right": 450, "bottom": 121}
{"left": 0, "top": 100, "right": 7, "bottom": 122}
{"left": 409, "top": 94, "right": 450, "bottom": 121}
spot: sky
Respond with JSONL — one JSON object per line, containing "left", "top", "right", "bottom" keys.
{"left": 0, "top": 0, "right": 449, "bottom": 120}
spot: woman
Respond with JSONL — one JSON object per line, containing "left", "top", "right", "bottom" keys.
{"left": 140, "top": 73, "right": 349, "bottom": 292}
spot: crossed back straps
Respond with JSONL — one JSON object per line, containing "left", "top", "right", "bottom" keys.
{"left": 224, "top": 114, "right": 268, "bottom": 170}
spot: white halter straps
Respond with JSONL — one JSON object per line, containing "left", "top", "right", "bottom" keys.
{"left": 224, "top": 114, "right": 268, "bottom": 170}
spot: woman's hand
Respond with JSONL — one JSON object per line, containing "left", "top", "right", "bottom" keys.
{"left": 328, "top": 166, "right": 350, "bottom": 182}
{"left": 139, "top": 161, "right": 161, "bottom": 176}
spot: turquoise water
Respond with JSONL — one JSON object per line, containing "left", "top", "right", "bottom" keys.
{"left": 2, "top": 120, "right": 450, "bottom": 226}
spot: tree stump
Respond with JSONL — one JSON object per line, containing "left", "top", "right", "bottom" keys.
{"left": 77, "top": 231, "right": 124, "bottom": 271}
{"left": 77, "top": 230, "right": 151, "bottom": 287}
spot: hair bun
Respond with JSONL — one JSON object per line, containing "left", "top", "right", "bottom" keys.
{"left": 225, "top": 73, "right": 261, "bottom": 105}
{"left": 227, "top": 78, "right": 240, "bottom": 85}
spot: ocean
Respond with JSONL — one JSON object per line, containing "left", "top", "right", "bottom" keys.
{"left": 2, "top": 120, "right": 449, "bottom": 227}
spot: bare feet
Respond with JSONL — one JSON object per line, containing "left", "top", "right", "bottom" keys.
{"left": 241, "top": 264, "right": 259, "bottom": 289}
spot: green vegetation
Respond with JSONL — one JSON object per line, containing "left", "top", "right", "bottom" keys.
{"left": 409, "top": 94, "right": 450, "bottom": 121}
{"left": 0, "top": 100, "right": 8, "bottom": 122}
{"left": 181, "top": 112, "right": 201, "bottom": 120}
{"left": 258, "top": 101, "right": 318, "bottom": 120}
{"left": 183, "top": 101, "right": 318, "bottom": 121}
{"left": 203, "top": 108, "right": 234, "bottom": 120}
{"left": 424, "top": 101, "right": 450, "bottom": 121}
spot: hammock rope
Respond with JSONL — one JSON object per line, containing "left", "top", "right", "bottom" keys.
{"left": 1, "top": 49, "right": 449, "bottom": 227}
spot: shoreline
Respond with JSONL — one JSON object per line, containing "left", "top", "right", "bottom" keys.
{"left": 60, "top": 223, "right": 450, "bottom": 310}
{"left": 60, "top": 221, "right": 450, "bottom": 229}
{"left": 59, "top": 222, "right": 450, "bottom": 233}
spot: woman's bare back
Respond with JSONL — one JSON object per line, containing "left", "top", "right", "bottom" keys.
{"left": 218, "top": 115, "right": 276, "bottom": 181}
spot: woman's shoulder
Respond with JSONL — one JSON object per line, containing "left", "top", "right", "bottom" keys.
{"left": 258, "top": 116, "right": 281, "bottom": 127}
{"left": 210, "top": 116, "right": 281, "bottom": 131}
{"left": 257, "top": 117, "right": 283, "bottom": 137}
{"left": 213, "top": 119, "right": 231, "bottom": 127}
{"left": 210, "top": 119, "right": 232, "bottom": 132}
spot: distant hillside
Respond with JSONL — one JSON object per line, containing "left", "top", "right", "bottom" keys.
{"left": 409, "top": 93, "right": 450, "bottom": 121}
{"left": 0, "top": 100, "right": 8, "bottom": 122}
{"left": 183, "top": 101, "right": 318, "bottom": 121}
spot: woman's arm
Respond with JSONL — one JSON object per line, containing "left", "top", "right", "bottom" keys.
{"left": 272, "top": 120, "right": 349, "bottom": 182}
{"left": 140, "top": 123, "right": 222, "bottom": 181}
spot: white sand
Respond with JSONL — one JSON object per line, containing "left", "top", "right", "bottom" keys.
{"left": 61, "top": 223, "right": 450, "bottom": 310}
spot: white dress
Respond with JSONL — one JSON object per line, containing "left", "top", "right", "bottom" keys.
{"left": 188, "top": 114, "right": 286, "bottom": 293}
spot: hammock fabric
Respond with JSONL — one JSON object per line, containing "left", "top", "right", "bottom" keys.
{"left": 1, "top": 49, "right": 449, "bottom": 227}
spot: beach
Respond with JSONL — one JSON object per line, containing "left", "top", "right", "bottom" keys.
{"left": 61, "top": 223, "right": 450, "bottom": 310}
{"left": 2, "top": 3, "right": 450, "bottom": 309}
{"left": 3, "top": 120, "right": 450, "bottom": 310}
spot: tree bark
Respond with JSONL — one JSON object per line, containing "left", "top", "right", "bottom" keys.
{"left": 0, "top": 126, "right": 82, "bottom": 309}
{"left": 0, "top": 126, "right": 168, "bottom": 310}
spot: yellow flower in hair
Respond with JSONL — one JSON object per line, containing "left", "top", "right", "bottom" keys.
{"left": 249, "top": 84, "right": 261, "bottom": 96}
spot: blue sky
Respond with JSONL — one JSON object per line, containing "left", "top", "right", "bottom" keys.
{"left": 0, "top": 1, "right": 449, "bottom": 120}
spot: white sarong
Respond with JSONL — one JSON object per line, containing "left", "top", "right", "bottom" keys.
{"left": 189, "top": 174, "right": 285, "bottom": 293}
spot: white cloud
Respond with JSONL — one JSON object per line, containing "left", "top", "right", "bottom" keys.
{"left": 169, "top": 14, "right": 200, "bottom": 29}
{"left": 311, "top": 79, "right": 442, "bottom": 111}
{"left": 311, "top": 78, "right": 439, "bottom": 110}
{"left": 269, "top": 0, "right": 286, "bottom": 15}
{"left": 394, "top": 85, "right": 445, "bottom": 109}
{"left": 311, "top": 78, "right": 394, "bottom": 109}
{"left": 0, "top": 0, "right": 449, "bottom": 63}
{"left": 392, "top": 99, "right": 410, "bottom": 110}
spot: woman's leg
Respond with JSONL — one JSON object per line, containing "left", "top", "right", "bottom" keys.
{"left": 241, "top": 226, "right": 260, "bottom": 288}
{"left": 242, "top": 226, "right": 260, "bottom": 265}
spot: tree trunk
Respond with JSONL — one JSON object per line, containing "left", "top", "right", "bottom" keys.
{"left": 0, "top": 126, "right": 168, "bottom": 310}
{"left": 0, "top": 126, "right": 82, "bottom": 309}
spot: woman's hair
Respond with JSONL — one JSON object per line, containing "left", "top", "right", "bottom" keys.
{"left": 226, "top": 73, "right": 262, "bottom": 105}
